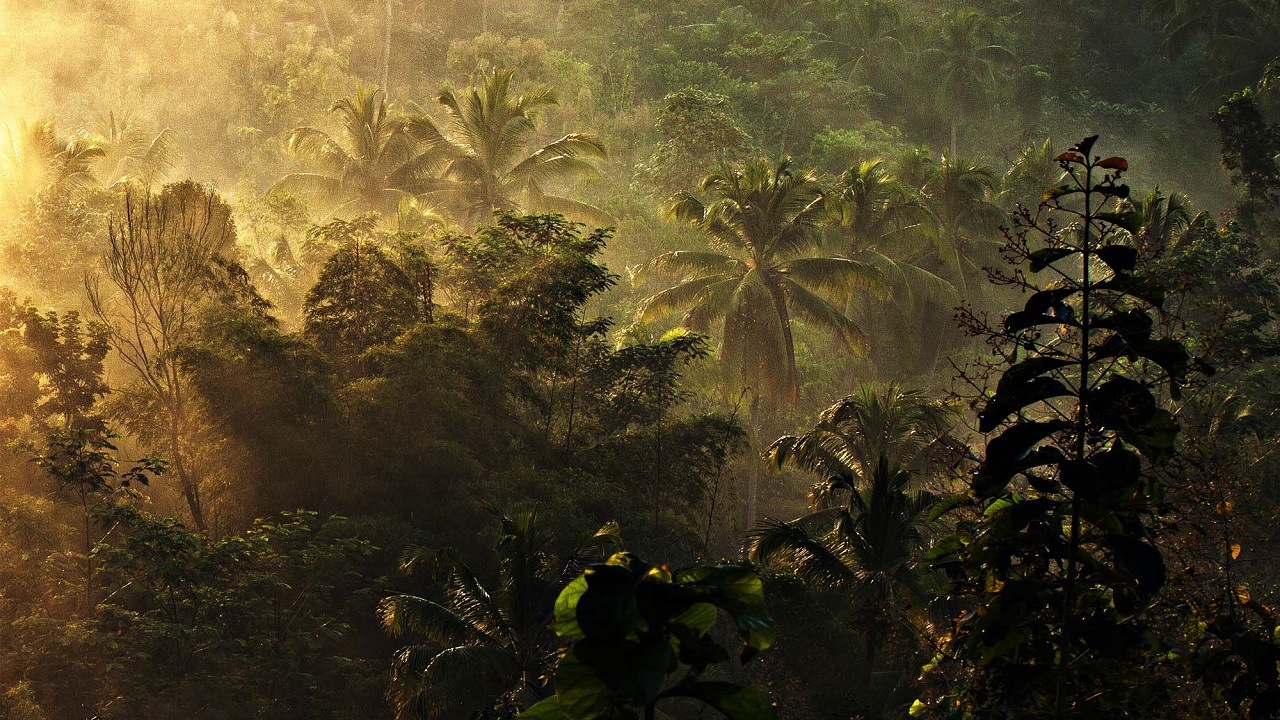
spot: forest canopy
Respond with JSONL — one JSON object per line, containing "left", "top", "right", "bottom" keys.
{"left": 1, "top": 1, "right": 1280, "bottom": 719}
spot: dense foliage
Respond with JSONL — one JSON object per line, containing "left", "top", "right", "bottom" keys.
{"left": 1, "top": 1, "right": 1279, "bottom": 719}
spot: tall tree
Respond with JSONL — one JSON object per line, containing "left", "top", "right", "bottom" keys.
{"left": 276, "top": 87, "right": 429, "bottom": 216}
{"left": 925, "top": 9, "right": 1014, "bottom": 158}
{"left": 86, "top": 182, "right": 237, "bottom": 531}
{"left": 409, "top": 67, "right": 607, "bottom": 226}
{"left": 750, "top": 456, "right": 938, "bottom": 686}
{"left": 381, "top": 510, "right": 618, "bottom": 719}
{"left": 921, "top": 138, "right": 1205, "bottom": 718}
{"left": 636, "top": 157, "right": 880, "bottom": 410}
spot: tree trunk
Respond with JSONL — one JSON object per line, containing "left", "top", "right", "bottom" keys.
{"left": 746, "top": 395, "right": 760, "bottom": 529}
{"left": 481, "top": 0, "right": 488, "bottom": 33}
{"left": 378, "top": 0, "right": 389, "bottom": 89}
{"left": 556, "top": 0, "right": 566, "bottom": 30}
{"left": 317, "top": 1, "right": 336, "bottom": 47}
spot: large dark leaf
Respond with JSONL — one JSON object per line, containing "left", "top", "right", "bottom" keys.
{"left": 1119, "top": 408, "right": 1179, "bottom": 463}
{"left": 975, "top": 421, "right": 1070, "bottom": 498}
{"left": 1028, "top": 247, "right": 1078, "bottom": 272}
{"left": 1095, "top": 275, "right": 1166, "bottom": 307}
{"left": 1105, "top": 535, "right": 1166, "bottom": 596}
{"left": 573, "top": 635, "right": 674, "bottom": 705}
{"left": 576, "top": 564, "right": 644, "bottom": 640}
{"left": 664, "top": 681, "right": 779, "bottom": 720}
{"left": 1094, "top": 243, "right": 1139, "bottom": 271}
{"left": 1089, "top": 377, "right": 1156, "bottom": 432}
{"left": 1093, "top": 309, "right": 1153, "bottom": 342}
{"left": 979, "top": 376, "right": 1072, "bottom": 432}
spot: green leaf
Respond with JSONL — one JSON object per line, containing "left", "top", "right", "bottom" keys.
{"left": 517, "top": 697, "right": 573, "bottom": 720}
{"left": 676, "top": 565, "right": 775, "bottom": 659}
{"left": 671, "top": 602, "right": 718, "bottom": 633}
{"left": 1028, "top": 247, "right": 1078, "bottom": 272}
{"left": 664, "top": 681, "right": 779, "bottom": 720}
{"left": 553, "top": 652, "right": 615, "bottom": 720}
{"left": 553, "top": 574, "right": 589, "bottom": 640}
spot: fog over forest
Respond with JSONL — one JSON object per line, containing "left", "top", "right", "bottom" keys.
{"left": 1, "top": 1, "right": 1278, "bottom": 719}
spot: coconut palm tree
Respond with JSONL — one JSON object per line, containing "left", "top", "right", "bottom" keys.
{"left": 826, "top": 159, "right": 958, "bottom": 378}
{"left": 407, "top": 66, "right": 607, "bottom": 226}
{"left": 0, "top": 120, "right": 103, "bottom": 210}
{"left": 380, "top": 510, "right": 618, "bottom": 719}
{"left": 91, "top": 111, "right": 173, "bottom": 188}
{"left": 636, "top": 157, "right": 882, "bottom": 409}
{"left": 999, "top": 138, "right": 1062, "bottom": 211}
{"left": 275, "top": 86, "right": 429, "bottom": 217}
{"left": 925, "top": 9, "right": 1014, "bottom": 158}
{"left": 921, "top": 154, "right": 1004, "bottom": 298}
{"left": 749, "top": 455, "right": 940, "bottom": 685}
{"left": 765, "top": 383, "right": 961, "bottom": 495}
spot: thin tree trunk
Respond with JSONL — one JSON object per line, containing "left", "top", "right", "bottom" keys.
{"left": 317, "top": 0, "right": 336, "bottom": 47}
{"left": 746, "top": 396, "right": 760, "bottom": 529}
{"left": 556, "top": 0, "right": 565, "bottom": 30}
{"left": 481, "top": 0, "right": 488, "bottom": 33}
{"left": 380, "top": 0, "right": 392, "bottom": 90}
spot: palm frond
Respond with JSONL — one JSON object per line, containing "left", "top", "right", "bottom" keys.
{"left": 748, "top": 519, "right": 857, "bottom": 588}
{"left": 634, "top": 273, "right": 737, "bottom": 325}
{"left": 379, "top": 594, "right": 483, "bottom": 646}
{"left": 780, "top": 278, "right": 869, "bottom": 354}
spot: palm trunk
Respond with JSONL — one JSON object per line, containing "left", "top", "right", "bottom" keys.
{"left": 746, "top": 396, "right": 760, "bottom": 529}
{"left": 380, "top": 0, "right": 392, "bottom": 90}
{"left": 317, "top": 1, "right": 336, "bottom": 47}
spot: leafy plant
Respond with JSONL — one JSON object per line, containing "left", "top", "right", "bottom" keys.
{"left": 919, "top": 137, "right": 1208, "bottom": 718}
{"left": 520, "top": 552, "right": 778, "bottom": 720}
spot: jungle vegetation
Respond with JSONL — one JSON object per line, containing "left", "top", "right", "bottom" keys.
{"left": 1, "top": 1, "right": 1279, "bottom": 718}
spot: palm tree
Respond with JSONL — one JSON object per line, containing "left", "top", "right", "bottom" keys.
{"left": 275, "top": 86, "right": 429, "bottom": 216}
{"left": 91, "top": 111, "right": 173, "bottom": 188}
{"left": 809, "top": 0, "right": 908, "bottom": 79}
{"left": 826, "top": 159, "right": 958, "bottom": 379}
{"left": 749, "top": 455, "right": 939, "bottom": 685}
{"left": 636, "top": 157, "right": 882, "bottom": 409}
{"left": 0, "top": 120, "right": 103, "bottom": 210}
{"left": 407, "top": 67, "right": 607, "bottom": 226}
{"left": 921, "top": 154, "right": 1004, "bottom": 298}
{"left": 1128, "top": 188, "right": 1192, "bottom": 252}
{"left": 380, "top": 510, "right": 618, "bottom": 719}
{"left": 765, "top": 383, "right": 960, "bottom": 495}
{"left": 999, "top": 138, "right": 1062, "bottom": 211}
{"left": 925, "top": 9, "right": 1014, "bottom": 158}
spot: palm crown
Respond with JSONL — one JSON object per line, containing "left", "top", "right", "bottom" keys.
{"left": 636, "top": 157, "right": 881, "bottom": 407}
{"left": 410, "top": 67, "right": 607, "bottom": 226}
{"left": 276, "top": 86, "right": 428, "bottom": 216}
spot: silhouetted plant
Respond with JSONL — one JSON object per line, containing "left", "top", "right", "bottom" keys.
{"left": 917, "top": 137, "right": 1209, "bottom": 718}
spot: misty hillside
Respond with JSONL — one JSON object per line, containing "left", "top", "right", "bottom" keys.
{"left": 1, "top": 1, "right": 1279, "bottom": 718}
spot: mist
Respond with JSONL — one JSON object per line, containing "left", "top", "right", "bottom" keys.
{"left": 0, "top": 1, "right": 1278, "bottom": 718}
